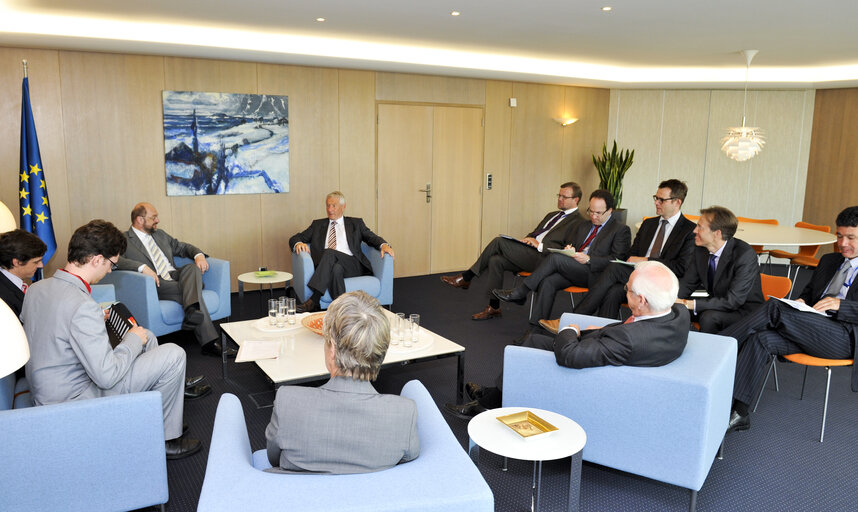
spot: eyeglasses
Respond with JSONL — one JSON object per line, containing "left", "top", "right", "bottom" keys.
{"left": 557, "top": 194, "right": 575, "bottom": 200}
{"left": 105, "top": 256, "right": 119, "bottom": 270}
{"left": 586, "top": 208, "right": 607, "bottom": 217}
{"left": 652, "top": 195, "right": 677, "bottom": 204}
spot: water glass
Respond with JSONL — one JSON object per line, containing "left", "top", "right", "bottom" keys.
{"left": 393, "top": 312, "right": 406, "bottom": 345}
{"left": 276, "top": 303, "right": 287, "bottom": 328}
{"left": 402, "top": 319, "right": 412, "bottom": 348}
{"left": 286, "top": 298, "right": 297, "bottom": 325}
{"left": 409, "top": 314, "right": 420, "bottom": 343}
{"left": 268, "top": 299, "right": 278, "bottom": 326}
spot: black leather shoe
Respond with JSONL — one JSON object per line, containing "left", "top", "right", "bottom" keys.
{"left": 201, "top": 341, "right": 237, "bottom": 358}
{"left": 443, "top": 400, "right": 487, "bottom": 420}
{"left": 184, "top": 384, "right": 211, "bottom": 400}
{"left": 493, "top": 288, "right": 528, "bottom": 306}
{"left": 185, "top": 375, "right": 204, "bottom": 388}
{"left": 726, "top": 410, "right": 750, "bottom": 434}
{"left": 465, "top": 382, "right": 485, "bottom": 401}
{"left": 165, "top": 436, "right": 202, "bottom": 460}
{"left": 296, "top": 298, "right": 319, "bottom": 314}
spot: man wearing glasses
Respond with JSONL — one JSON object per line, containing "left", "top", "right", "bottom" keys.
{"left": 22, "top": 220, "right": 202, "bottom": 459}
{"left": 494, "top": 189, "right": 631, "bottom": 335}
{"left": 440, "top": 182, "right": 584, "bottom": 320}
{"left": 541, "top": 179, "right": 696, "bottom": 325}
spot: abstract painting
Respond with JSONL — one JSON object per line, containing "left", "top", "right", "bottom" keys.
{"left": 162, "top": 91, "right": 289, "bottom": 196}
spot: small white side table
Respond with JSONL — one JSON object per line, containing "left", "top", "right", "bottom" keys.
{"left": 237, "top": 271, "right": 293, "bottom": 300}
{"left": 468, "top": 407, "right": 586, "bottom": 512}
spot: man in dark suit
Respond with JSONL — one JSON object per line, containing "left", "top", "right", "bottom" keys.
{"left": 445, "top": 261, "right": 689, "bottom": 417}
{"left": 116, "top": 202, "right": 227, "bottom": 361}
{"left": 569, "top": 179, "right": 696, "bottom": 321}
{"left": 0, "top": 229, "right": 46, "bottom": 318}
{"left": 721, "top": 206, "right": 858, "bottom": 434}
{"left": 493, "top": 189, "right": 632, "bottom": 329}
{"left": 440, "top": 182, "right": 584, "bottom": 320}
{"left": 290, "top": 191, "right": 394, "bottom": 313}
{"left": 675, "top": 206, "right": 763, "bottom": 333}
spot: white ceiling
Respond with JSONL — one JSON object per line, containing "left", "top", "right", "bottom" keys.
{"left": 3, "top": 0, "right": 858, "bottom": 88}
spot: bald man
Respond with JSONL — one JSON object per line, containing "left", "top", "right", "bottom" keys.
{"left": 116, "top": 202, "right": 231, "bottom": 358}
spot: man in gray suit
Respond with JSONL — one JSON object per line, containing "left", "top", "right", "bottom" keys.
{"left": 117, "top": 202, "right": 230, "bottom": 357}
{"left": 265, "top": 291, "right": 419, "bottom": 474}
{"left": 22, "top": 219, "right": 201, "bottom": 459}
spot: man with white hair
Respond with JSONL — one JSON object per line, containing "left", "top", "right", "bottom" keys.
{"left": 445, "top": 261, "right": 691, "bottom": 418}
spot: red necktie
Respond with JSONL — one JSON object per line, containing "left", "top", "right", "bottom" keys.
{"left": 623, "top": 315, "right": 635, "bottom": 324}
{"left": 579, "top": 225, "right": 601, "bottom": 251}
{"left": 21, "top": 283, "right": 27, "bottom": 293}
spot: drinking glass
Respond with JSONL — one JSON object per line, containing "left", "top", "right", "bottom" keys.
{"left": 409, "top": 314, "right": 420, "bottom": 343}
{"left": 268, "top": 299, "right": 278, "bottom": 326}
{"left": 393, "top": 312, "right": 406, "bottom": 345}
{"left": 286, "top": 298, "right": 297, "bottom": 325}
{"left": 402, "top": 319, "right": 412, "bottom": 348}
{"left": 276, "top": 303, "right": 287, "bottom": 328}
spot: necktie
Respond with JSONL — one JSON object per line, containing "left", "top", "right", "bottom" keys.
{"left": 533, "top": 211, "right": 566, "bottom": 237}
{"left": 648, "top": 219, "right": 668, "bottom": 258}
{"left": 623, "top": 315, "right": 635, "bottom": 324}
{"left": 824, "top": 260, "right": 852, "bottom": 298}
{"left": 327, "top": 221, "right": 337, "bottom": 250}
{"left": 145, "top": 236, "right": 173, "bottom": 280}
{"left": 707, "top": 254, "right": 717, "bottom": 291}
{"left": 579, "top": 225, "right": 601, "bottom": 251}
{"left": 21, "top": 283, "right": 27, "bottom": 293}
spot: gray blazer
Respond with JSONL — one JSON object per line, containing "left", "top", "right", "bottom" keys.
{"left": 22, "top": 271, "right": 145, "bottom": 405}
{"left": 265, "top": 376, "right": 419, "bottom": 474}
{"left": 117, "top": 228, "right": 205, "bottom": 272}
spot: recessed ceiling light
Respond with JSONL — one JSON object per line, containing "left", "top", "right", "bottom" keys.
{"left": 450, "top": 11, "right": 461, "bottom": 16}
{"left": 315, "top": 17, "right": 326, "bottom": 22}
{"left": 601, "top": 6, "right": 612, "bottom": 12}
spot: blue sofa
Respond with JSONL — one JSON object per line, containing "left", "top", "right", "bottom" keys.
{"left": 292, "top": 243, "right": 393, "bottom": 309}
{"left": 100, "top": 256, "right": 231, "bottom": 336}
{"left": 503, "top": 312, "right": 737, "bottom": 510}
{"left": 198, "top": 380, "right": 493, "bottom": 512}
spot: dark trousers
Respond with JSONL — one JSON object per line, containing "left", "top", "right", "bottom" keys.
{"left": 468, "top": 237, "right": 544, "bottom": 299}
{"left": 574, "top": 262, "right": 634, "bottom": 318}
{"left": 693, "top": 309, "right": 745, "bottom": 334}
{"left": 308, "top": 249, "right": 365, "bottom": 301}
{"left": 159, "top": 264, "right": 218, "bottom": 346}
{"left": 721, "top": 300, "right": 852, "bottom": 405}
{"left": 477, "top": 333, "right": 553, "bottom": 409}
{"left": 523, "top": 253, "right": 591, "bottom": 324}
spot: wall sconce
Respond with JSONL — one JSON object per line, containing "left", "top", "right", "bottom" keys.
{"left": 0, "top": 200, "right": 17, "bottom": 233}
{"left": 553, "top": 117, "right": 578, "bottom": 127}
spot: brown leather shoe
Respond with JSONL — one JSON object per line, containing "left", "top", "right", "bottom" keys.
{"left": 538, "top": 318, "right": 560, "bottom": 334}
{"left": 471, "top": 305, "right": 501, "bottom": 321}
{"left": 440, "top": 274, "right": 470, "bottom": 290}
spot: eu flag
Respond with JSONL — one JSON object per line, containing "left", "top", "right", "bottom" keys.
{"left": 19, "top": 77, "right": 57, "bottom": 280}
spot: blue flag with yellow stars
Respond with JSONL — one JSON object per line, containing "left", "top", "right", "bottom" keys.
{"left": 19, "top": 76, "right": 57, "bottom": 280}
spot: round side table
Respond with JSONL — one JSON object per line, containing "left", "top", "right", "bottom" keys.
{"left": 237, "top": 271, "right": 293, "bottom": 312}
{"left": 468, "top": 407, "right": 586, "bottom": 512}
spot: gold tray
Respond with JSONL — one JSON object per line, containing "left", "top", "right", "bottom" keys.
{"left": 301, "top": 312, "right": 326, "bottom": 336}
{"left": 496, "top": 410, "right": 558, "bottom": 439}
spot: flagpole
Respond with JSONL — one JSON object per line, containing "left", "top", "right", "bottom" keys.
{"left": 22, "top": 59, "right": 27, "bottom": 78}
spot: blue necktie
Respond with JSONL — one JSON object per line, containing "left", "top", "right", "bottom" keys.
{"left": 707, "top": 254, "right": 717, "bottom": 291}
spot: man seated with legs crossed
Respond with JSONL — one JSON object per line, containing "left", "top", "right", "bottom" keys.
{"left": 493, "top": 189, "right": 631, "bottom": 338}
{"left": 446, "top": 261, "right": 689, "bottom": 417}
{"left": 22, "top": 220, "right": 201, "bottom": 459}
{"left": 721, "top": 206, "right": 858, "bottom": 434}
{"left": 290, "top": 191, "right": 394, "bottom": 313}
{"left": 440, "top": 182, "right": 584, "bottom": 320}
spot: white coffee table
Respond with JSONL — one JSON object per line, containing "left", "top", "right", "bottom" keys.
{"left": 468, "top": 407, "right": 587, "bottom": 512}
{"left": 219, "top": 310, "right": 466, "bottom": 400}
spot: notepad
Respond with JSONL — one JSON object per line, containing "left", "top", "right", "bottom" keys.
{"left": 236, "top": 340, "right": 281, "bottom": 362}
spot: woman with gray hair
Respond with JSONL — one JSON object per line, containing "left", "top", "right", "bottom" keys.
{"left": 265, "top": 291, "right": 419, "bottom": 474}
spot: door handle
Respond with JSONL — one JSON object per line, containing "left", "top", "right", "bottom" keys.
{"left": 418, "top": 183, "right": 431, "bottom": 203}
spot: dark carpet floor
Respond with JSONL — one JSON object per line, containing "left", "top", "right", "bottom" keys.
{"left": 161, "top": 264, "right": 858, "bottom": 511}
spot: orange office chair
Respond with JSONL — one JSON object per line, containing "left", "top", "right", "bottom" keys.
{"left": 516, "top": 272, "right": 588, "bottom": 316}
{"left": 768, "top": 222, "right": 831, "bottom": 296}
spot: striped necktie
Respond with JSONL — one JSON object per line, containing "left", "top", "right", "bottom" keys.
{"left": 327, "top": 221, "right": 337, "bottom": 250}
{"left": 145, "top": 236, "right": 173, "bottom": 280}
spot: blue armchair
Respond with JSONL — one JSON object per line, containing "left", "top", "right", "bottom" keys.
{"left": 0, "top": 391, "right": 169, "bottom": 512}
{"left": 292, "top": 243, "right": 393, "bottom": 309}
{"left": 100, "top": 257, "right": 231, "bottom": 336}
{"left": 197, "top": 380, "right": 493, "bottom": 512}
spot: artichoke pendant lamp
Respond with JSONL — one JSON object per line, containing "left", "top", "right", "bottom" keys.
{"left": 721, "top": 50, "right": 765, "bottom": 162}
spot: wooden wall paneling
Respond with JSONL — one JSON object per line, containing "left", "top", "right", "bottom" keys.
{"left": 164, "top": 57, "right": 261, "bottom": 288}
{"left": 338, "top": 70, "right": 377, "bottom": 229}
{"left": 59, "top": 51, "right": 166, "bottom": 238}
{"left": 257, "top": 64, "right": 341, "bottom": 278}
{"left": 702, "top": 90, "right": 753, "bottom": 214}
{"left": 481, "top": 80, "right": 512, "bottom": 247}
{"left": 0, "top": 48, "right": 69, "bottom": 274}
{"left": 805, "top": 88, "right": 858, "bottom": 235}
{"left": 609, "top": 90, "right": 665, "bottom": 226}
{"left": 376, "top": 72, "right": 485, "bottom": 105}
{"left": 659, "top": 90, "right": 711, "bottom": 215}
{"left": 508, "top": 82, "right": 565, "bottom": 237}
{"left": 562, "top": 86, "right": 610, "bottom": 198}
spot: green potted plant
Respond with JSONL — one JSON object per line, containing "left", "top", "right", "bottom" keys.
{"left": 592, "top": 140, "right": 634, "bottom": 223}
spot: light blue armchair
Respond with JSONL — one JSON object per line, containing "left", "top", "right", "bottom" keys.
{"left": 100, "top": 256, "right": 231, "bottom": 336}
{"left": 292, "top": 243, "right": 393, "bottom": 309}
{"left": 197, "top": 380, "right": 493, "bottom": 512}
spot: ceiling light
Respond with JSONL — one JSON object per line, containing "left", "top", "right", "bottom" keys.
{"left": 601, "top": 7, "right": 612, "bottom": 12}
{"left": 450, "top": 11, "right": 461, "bottom": 16}
{"left": 315, "top": 17, "right": 325, "bottom": 22}
{"left": 721, "top": 50, "right": 765, "bottom": 162}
